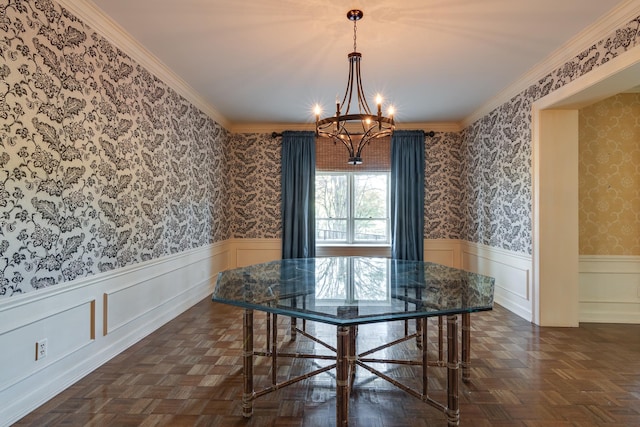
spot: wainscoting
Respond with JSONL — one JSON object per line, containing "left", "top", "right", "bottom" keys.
{"left": 426, "top": 243, "right": 640, "bottom": 325}
{"left": 579, "top": 255, "right": 640, "bottom": 324}
{"left": 426, "top": 239, "right": 534, "bottom": 323}
{"left": 0, "top": 242, "right": 229, "bottom": 426}
{"left": 5, "top": 239, "right": 636, "bottom": 426}
{"left": 226, "top": 238, "right": 281, "bottom": 267}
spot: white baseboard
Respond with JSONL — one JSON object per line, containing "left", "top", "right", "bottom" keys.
{"left": 579, "top": 255, "right": 640, "bottom": 324}
{"left": 0, "top": 242, "right": 230, "bottom": 427}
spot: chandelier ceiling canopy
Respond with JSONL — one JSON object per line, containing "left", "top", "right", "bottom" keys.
{"left": 315, "top": 9, "right": 395, "bottom": 165}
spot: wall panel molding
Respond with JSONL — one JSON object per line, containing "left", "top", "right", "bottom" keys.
{"left": 6, "top": 239, "right": 638, "bottom": 426}
{"left": 0, "top": 242, "right": 230, "bottom": 427}
{"left": 425, "top": 239, "right": 534, "bottom": 321}
{"left": 0, "top": 298, "right": 96, "bottom": 393}
{"left": 460, "top": 241, "right": 533, "bottom": 322}
{"left": 424, "top": 239, "right": 462, "bottom": 267}
{"left": 102, "top": 249, "right": 220, "bottom": 335}
{"left": 227, "top": 238, "right": 282, "bottom": 267}
{"left": 579, "top": 255, "right": 640, "bottom": 323}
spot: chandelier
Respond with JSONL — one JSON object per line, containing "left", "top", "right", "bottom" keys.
{"left": 315, "top": 9, "right": 395, "bottom": 165}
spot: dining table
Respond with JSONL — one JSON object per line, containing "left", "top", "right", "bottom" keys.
{"left": 212, "top": 256, "right": 495, "bottom": 426}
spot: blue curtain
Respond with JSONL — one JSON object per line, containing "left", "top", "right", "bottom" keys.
{"left": 391, "top": 130, "right": 425, "bottom": 261}
{"left": 281, "top": 131, "right": 316, "bottom": 259}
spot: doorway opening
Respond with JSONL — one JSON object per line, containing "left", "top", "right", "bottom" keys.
{"left": 532, "top": 45, "right": 640, "bottom": 326}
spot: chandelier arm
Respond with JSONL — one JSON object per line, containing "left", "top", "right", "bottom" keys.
{"left": 359, "top": 116, "right": 371, "bottom": 138}
{"left": 331, "top": 135, "right": 355, "bottom": 158}
{"left": 340, "top": 63, "right": 350, "bottom": 112}
{"left": 330, "top": 124, "right": 356, "bottom": 159}
{"left": 355, "top": 59, "right": 371, "bottom": 115}
{"left": 356, "top": 124, "right": 377, "bottom": 156}
{"left": 343, "top": 54, "right": 357, "bottom": 115}
{"left": 355, "top": 129, "right": 394, "bottom": 157}
{"left": 338, "top": 122, "right": 356, "bottom": 155}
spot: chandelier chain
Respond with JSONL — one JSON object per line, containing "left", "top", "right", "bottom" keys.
{"left": 353, "top": 19, "right": 357, "bottom": 52}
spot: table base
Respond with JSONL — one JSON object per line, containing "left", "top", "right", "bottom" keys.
{"left": 242, "top": 310, "right": 470, "bottom": 427}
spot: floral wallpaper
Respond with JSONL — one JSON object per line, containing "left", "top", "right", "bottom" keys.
{"left": 461, "top": 16, "right": 640, "bottom": 255}
{"left": 0, "top": 0, "right": 230, "bottom": 297}
{"left": 226, "top": 131, "right": 464, "bottom": 241}
{"left": 578, "top": 93, "right": 640, "bottom": 255}
{"left": 424, "top": 132, "right": 464, "bottom": 239}
{"left": 228, "top": 133, "right": 281, "bottom": 238}
{"left": 1, "top": 0, "right": 639, "bottom": 298}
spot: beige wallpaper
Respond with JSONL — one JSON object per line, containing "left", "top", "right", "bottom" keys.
{"left": 579, "top": 93, "right": 640, "bottom": 255}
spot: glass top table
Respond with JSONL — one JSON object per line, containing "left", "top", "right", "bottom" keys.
{"left": 212, "top": 257, "right": 495, "bottom": 426}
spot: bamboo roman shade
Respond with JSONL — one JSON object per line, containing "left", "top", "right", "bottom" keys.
{"left": 315, "top": 136, "right": 391, "bottom": 172}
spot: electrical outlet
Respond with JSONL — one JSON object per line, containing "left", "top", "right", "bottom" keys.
{"left": 36, "top": 339, "right": 47, "bottom": 361}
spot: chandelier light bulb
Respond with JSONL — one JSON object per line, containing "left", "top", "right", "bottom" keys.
{"left": 375, "top": 94, "right": 383, "bottom": 106}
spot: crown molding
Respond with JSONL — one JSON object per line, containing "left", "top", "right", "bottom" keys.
{"left": 56, "top": 0, "right": 636, "bottom": 136}
{"left": 56, "top": 0, "right": 232, "bottom": 131}
{"left": 232, "top": 121, "right": 462, "bottom": 134}
{"left": 231, "top": 123, "right": 315, "bottom": 134}
{"left": 397, "top": 122, "right": 463, "bottom": 133}
{"left": 462, "top": 0, "right": 640, "bottom": 128}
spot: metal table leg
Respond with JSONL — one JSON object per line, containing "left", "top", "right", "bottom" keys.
{"left": 421, "top": 317, "right": 428, "bottom": 395}
{"left": 461, "top": 313, "right": 471, "bottom": 383}
{"left": 446, "top": 315, "right": 459, "bottom": 426}
{"left": 336, "top": 325, "right": 350, "bottom": 427}
{"left": 242, "top": 309, "right": 254, "bottom": 418}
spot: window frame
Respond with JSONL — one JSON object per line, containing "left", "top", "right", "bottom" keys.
{"left": 315, "top": 171, "right": 391, "bottom": 246}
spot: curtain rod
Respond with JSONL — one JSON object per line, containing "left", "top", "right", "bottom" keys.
{"left": 271, "top": 131, "right": 436, "bottom": 138}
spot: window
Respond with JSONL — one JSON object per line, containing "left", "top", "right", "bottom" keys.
{"left": 315, "top": 172, "right": 390, "bottom": 244}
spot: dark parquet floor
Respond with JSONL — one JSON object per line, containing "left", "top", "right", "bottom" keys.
{"left": 14, "top": 298, "right": 640, "bottom": 427}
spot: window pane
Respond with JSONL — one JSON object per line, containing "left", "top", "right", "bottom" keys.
{"left": 315, "top": 175, "right": 347, "bottom": 218}
{"left": 316, "top": 219, "right": 347, "bottom": 242}
{"left": 315, "top": 172, "right": 390, "bottom": 245}
{"left": 354, "top": 174, "right": 387, "bottom": 218}
{"left": 354, "top": 219, "right": 387, "bottom": 241}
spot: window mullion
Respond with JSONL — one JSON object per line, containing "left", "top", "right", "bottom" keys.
{"left": 386, "top": 173, "right": 391, "bottom": 243}
{"left": 348, "top": 173, "right": 354, "bottom": 244}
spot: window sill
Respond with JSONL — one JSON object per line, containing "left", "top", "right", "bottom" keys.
{"left": 316, "top": 244, "right": 391, "bottom": 257}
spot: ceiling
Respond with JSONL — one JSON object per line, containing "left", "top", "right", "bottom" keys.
{"left": 87, "top": 0, "right": 628, "bottom": 128}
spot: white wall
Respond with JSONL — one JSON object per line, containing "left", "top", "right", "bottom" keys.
{"left": 426, "top": 240, "right": 640, "bottom": 324}
{"left": 532, "top": 110, "right": 581, "bottom": 326}
{"left": 426, "top": 239, "right": 534, "bottom": 322}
